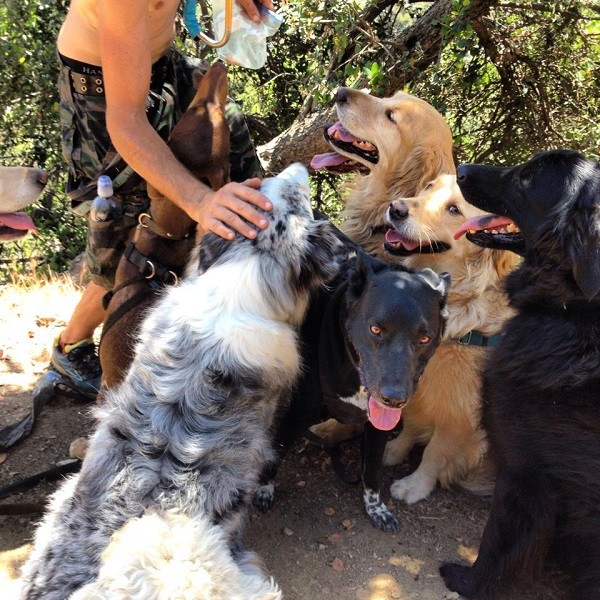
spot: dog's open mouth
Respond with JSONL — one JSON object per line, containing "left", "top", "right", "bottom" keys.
{"left": 383, "top": 228, "right": 451, "bottom": 256}
{"left": 454, "top": 214, "right": 523, "bottom": 254}
{"left": 310, "top": 122, "right": 377, "bottom": 173}
{"left": 368, "top": 395, "right": 404, "bottom": 431}
{"left": 0, "top": 212, "right": 38, "bottom": 242}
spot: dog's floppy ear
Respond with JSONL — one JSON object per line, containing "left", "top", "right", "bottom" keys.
{"left": 299, "top": 219, "right": 348, "bottom": 285}
{"left": 393, "top": 147, "right": 452, "bottom": 197}
{"left": 563, "top": 169, "right": 600, "bottom": 299}
{"left": 197, "top": 232, "right": 231, "bottom": 273}
{"left": 493, "top": 249, "right": 521, "bottom": 279}
{"left": 191, "top": 61, "right": 228, "bottom": 109}
{"left": 568, "top": 206, "right": 600, "bottom": 300}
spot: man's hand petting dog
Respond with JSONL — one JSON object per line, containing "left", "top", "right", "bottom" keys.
{"left": 194, "top": 178, "right": 273, "bottom": 241}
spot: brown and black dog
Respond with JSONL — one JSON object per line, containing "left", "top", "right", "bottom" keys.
{"left": 99, "top": 61, "right": 230, "bottom": 390}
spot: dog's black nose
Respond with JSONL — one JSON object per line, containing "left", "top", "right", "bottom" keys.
{"left": 388, "top": 199, "right": 409, "bottom": 221}
{"left": 334, "top": 88, "right": 349, "bottom": 104}
{"left": 380, "top": 393, "right": 408, "bottom": 410}
{"left": 456, "top": 165, "right": 468, "bottom": 181}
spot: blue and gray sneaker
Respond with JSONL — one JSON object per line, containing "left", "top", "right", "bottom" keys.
{"left": 51, "top": 336, "right": 101, "bottom": 396}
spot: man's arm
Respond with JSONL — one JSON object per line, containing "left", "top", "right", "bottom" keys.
{"left": 97, "top": 0, "right": 271, "bottom": 240}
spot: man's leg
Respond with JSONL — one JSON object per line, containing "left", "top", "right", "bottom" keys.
{"left": 51, "top": 281, "right": 106, "bottom": 395}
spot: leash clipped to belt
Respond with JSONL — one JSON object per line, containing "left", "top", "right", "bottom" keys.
{"left": 183, "top": 0, "right": 233, "bottom": 48}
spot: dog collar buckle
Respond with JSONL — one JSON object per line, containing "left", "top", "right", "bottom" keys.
{"left": 458, "top": 331, "right": 474, "bottom": 345}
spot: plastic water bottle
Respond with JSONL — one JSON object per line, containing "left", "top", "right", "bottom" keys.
{"left": 213, "top": 0, "right": 283, "bottom": 70}
{"left": 90, "top": 175, "right": 121, "bottom": 222}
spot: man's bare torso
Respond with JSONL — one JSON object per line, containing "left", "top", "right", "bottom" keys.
{"left": 57, "top": 0, "right": 180, "bottom": 65}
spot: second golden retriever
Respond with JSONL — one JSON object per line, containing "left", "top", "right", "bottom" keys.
{"left": 312, "top": 88, "right": 519, "bottom": 503}
{"left": 381, "top": 175, "right": 518, "bottom": 502}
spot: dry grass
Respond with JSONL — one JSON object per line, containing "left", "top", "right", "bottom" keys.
{"left": 0, "top": 272, "right": 83, "bottom": 392}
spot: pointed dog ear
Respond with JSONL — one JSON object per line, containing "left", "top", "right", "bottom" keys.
{"left": 418, "top": 268, "right": 451, "bottom": 301}
{"left": 567, "top": 174, "right": 600, "bottom": 299}
{"left": 347, "top": 251, "right": 375, "bottom": 301}
{"left": 418, "top": 268, "right": 451, "bottom": 326}
{"left": 192, "top": 61, "right": 228, "bottom": 109}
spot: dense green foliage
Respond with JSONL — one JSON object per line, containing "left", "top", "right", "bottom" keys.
{"left": 1, "top": 0, "right": 598, "bottom": 278}
{"left": 1, "top": 0, "right": 84, "bottom": 277}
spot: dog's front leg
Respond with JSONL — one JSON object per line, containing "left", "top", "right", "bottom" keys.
{"left": 390, "top": 424, "right": 466, "bottom": 504}
{"left": 362, "top": 422, "right": 398, "bottom": 532}
{"left": 440, "top": 470, "right": 557, "bottom": 598}
{"left": 252, "top": 393, "right": 297, "bottom": 512}
{"left": 252, "top": 457, "right": 280, "bottom": 512}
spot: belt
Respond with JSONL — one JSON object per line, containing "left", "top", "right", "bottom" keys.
{"left": 70, "top": 71, "right": 105, "bottom": 96}
{"left": 62, "top": 52, "right": 171, "bottom": 97}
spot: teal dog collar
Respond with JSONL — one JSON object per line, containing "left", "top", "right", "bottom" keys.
{"left": 454, "top": 330, "right": 502, "bottom": 347}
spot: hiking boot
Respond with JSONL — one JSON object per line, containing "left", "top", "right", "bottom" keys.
{"left": 51, "top": 336, "right": 101, "bottom": 396}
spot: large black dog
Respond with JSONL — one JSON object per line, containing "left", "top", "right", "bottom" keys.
{"left": 255, "top": 244, "right": 450, "bottom": 531}
{"left": 441, "top": 149, "right": 600, "bottom": 599}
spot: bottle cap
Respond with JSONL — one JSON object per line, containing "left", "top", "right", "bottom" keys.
{"left": 97, "top": 175, "right": 114, "bottom": 198}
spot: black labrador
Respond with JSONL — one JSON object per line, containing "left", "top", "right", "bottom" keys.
{"left": 441, "top": 149, "right": 600, "bottom": 599}
{"left": 255, "top": 244, "right": 450, "bottom": 531}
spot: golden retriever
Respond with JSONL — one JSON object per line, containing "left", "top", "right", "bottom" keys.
{"left": 312, "top": 87, "right": 456, "bottom": 254}
{"left": 311, "top": 88, "right": 519, "bottom": 503}
{"left": 381, "top": 175, "right": 518, "bottom": 502}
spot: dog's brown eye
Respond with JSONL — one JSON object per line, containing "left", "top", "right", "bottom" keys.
{"left": 370, "top": 325, "right": 382, "bottom": 335}
{"left": 385, "top": 110, "right": 395, "bottom": 123}
{"left": 447, "top": 204, "right": 462, "bottom": 215}
{"left": 419, "top": 335, "right": 431, "bottom": 344}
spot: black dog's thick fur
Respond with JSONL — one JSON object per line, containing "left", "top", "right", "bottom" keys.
{"left": 257, "top": 237, "right": 450, "bottom": 531}
{"left": 440, "top": 150, "right": 600, "bottom": 599}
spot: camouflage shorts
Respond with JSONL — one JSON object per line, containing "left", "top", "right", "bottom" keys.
{"left": 58, "top": 48, "right": 263, "bottom": 289}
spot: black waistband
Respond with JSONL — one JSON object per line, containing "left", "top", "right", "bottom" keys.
{"left": 59, "top": 51, "right": 172, "bottom": 95}
{"left": 58, "top": 53, "right": 103, "bottom": 75}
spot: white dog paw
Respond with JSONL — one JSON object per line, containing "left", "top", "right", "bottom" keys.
{"left": 363, "top": 488, "right": 399, "bottom": 532}
{"left": 390, "top": 474, "right": 435, "bottom": 504}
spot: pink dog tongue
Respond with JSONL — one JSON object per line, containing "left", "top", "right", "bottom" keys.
{"left": 368, "top": 396, "right": 402, "bottom": 431}
{"left": 327, "top": 122, "right": 359, "bottom": 143}
{"left": 311, "top": 122, "right": 362, "bottom": 170}
{"left": 0, "top": 212, "right": 37, "bottom": 233}
{"left": 384, "top": 229, "right": 419, "bottom": 251}
{"left": 453, "top": 214, "right": 514, "bottom": 240}
{"left": 310, "top": 152, "right": 349, "bottom": 170}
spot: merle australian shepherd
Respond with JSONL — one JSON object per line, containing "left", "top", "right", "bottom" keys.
{"left": 440, "top": 150, "right": 600, "bottom": 599}
{"left": 17, "top": 164, "right": 347, "bottom": 600}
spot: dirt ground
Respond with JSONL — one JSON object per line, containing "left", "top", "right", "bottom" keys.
{"left": 0, "top": 276, "right": 568, "bottom": 599}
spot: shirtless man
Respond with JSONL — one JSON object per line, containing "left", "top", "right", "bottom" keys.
{"left": 51, "top": 0, "right": 274, "bottom": 394}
